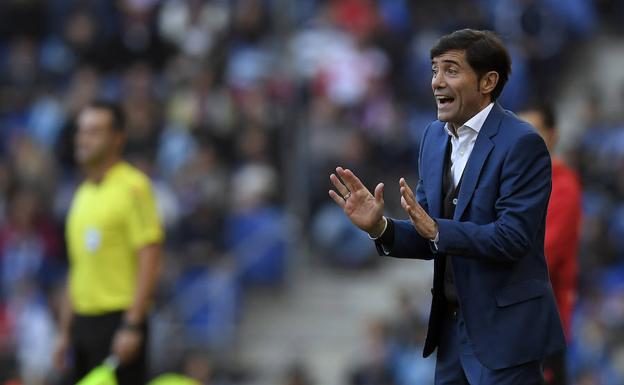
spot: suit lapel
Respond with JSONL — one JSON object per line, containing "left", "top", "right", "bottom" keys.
{"left": 453, "top": 103, "right": 504, "bottom": 220}
{"left": 425, "top": 125, "right": 449, "bottom": 218}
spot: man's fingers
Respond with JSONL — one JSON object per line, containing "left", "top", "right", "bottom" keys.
{"left": 330, "top": 173, "right": 350, "bottom": 197}
{"left": 400, "top": 196, "right": 416, "bottom": 221}
{"left": 399, "top": 178, "right": 417, "bottom": 202}
{"left": 400, "top": 186, "right": 417, "bottom": 209}
{"left": 400, "top": 195, "right": 408, "bottom": 211}
{"left": 402, "top": 189, "right": 427, "bottom": 220}
{"left": 374, "top": 183, "right": 384, "bottom": 204}
{"left": 337, "top": 167, "right": 366, "bottom": 193}
{"left": 329, "top": 190, "right": 346, "bottom": 209}
{"left": 400, "top": 196, "right": 411, "bottom": 214}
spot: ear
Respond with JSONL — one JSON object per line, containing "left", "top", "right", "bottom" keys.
{"left": 480, "top": 71, "right": 499, "bottom": 97}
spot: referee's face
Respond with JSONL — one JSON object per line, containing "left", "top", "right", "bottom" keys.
{"left": 75, "top": 108, "right": 121, "bottom": 167}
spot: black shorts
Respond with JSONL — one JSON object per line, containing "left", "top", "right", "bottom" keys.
{"left": 61, "top": 311, "right": 148, "bottom": 385}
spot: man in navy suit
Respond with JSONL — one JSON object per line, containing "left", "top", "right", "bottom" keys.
{"left": 329, "top": 29, "right": 565, "bottom": 385}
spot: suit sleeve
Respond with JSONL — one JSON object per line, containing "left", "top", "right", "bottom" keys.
{"left": 434, "top": 131, "right": 551, "bottom": 263}
{"left": 374, "top": 123, "right": 435, "bottom": 260}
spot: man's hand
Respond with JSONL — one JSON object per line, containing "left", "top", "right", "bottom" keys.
{"left": 399, "top": 178, "right": 438, "bottom": 240}
{"left": 329, "top": 167, "right": 386, "bottom": 237}
{"left": 111, "top": 327, "right": 142, "bottom": 365}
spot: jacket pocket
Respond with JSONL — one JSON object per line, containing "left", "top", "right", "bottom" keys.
{"left": 495, "top": 279, "right": 548, "bottom": 307}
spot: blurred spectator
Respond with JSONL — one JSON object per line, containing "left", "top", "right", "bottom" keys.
{"left": 0, "top": 187, "right": 63, "bottom": 301}
{"left": 282, "top": 362, "right": 314, "bottom": 385}
{"left": 171, "top": 259, "right": 241, "bottom": 349}
{"left": 9, "top": 280, "right": 56, "bottom": 385}
{"left": 224, "top": 163, "right": 289, "bottom": 286}
{"left": 0, "top": 185, "right": 63, "bottom": 385}
{"left": 387, "top": 290, "right": 434, "bottom": 385}
{"left": 519, "top": 104, "right": 582, "bottom": 385}
{"left": 311, "top": 202, "right": 377, "bottom": 268}
{"left": 158, "top": 0, "right": 229, "bottom": 59}
{"left": 348, "top": 319, "right": 395, "bottom": 385}
{"left": 519, "top": 105, "right": 582, "bottom": 337}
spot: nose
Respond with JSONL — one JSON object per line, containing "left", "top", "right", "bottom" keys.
{"left": 432, "top": 72, "right": 445, "bottom": 91}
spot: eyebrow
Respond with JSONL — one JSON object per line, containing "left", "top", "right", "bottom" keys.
{"left": 432, "top": 59, "right": 462, "bottom": 67}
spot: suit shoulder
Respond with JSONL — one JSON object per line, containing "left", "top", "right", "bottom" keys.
{"left": 501, "top": 109, "right": 540, "bottom": 140}
{"left": 494, "top": 111, "right": 549, "bottom": 159}
{"left": 423, "top": 120, "right": 445, "bottom": 140}
{"left": 429, "top": 119, "right": 446, "bottom": 130}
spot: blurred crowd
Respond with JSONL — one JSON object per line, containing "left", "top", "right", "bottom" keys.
{"left": 0, "top": 0, "right": 624, "bottom": 384}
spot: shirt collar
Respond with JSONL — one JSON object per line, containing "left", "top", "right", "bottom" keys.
{"left": 85, "top": 161, "right": 125, "bottom": 187}
{"left": 444, "top": 102, "right": 494, "bottom": 137}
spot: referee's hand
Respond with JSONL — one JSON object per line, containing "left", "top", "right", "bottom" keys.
{"left": 111, "top": 327, "right": 142, "bottom": 365}
{"left": 52, "top": 333, "right": 70, "bottom": 370}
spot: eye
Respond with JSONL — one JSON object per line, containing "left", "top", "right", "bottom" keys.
{"left": 447, "top": 67, "right": 459, "bottom": 75}
{"left": 432, "top": 68, "right": 438, "bottom": 76}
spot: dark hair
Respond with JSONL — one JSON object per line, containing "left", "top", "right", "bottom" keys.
{"left": 86, "top": 100, "right": 125, "bottom": 132}
{"left": 430, "top": 29, "right": 511, "bottom": 100}
{"left": 520, "top": 103, "right": 557, "bottom": 131}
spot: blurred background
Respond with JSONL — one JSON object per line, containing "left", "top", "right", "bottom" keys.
{"left": 1, "top": 0, "right": 624, "bottom": 384}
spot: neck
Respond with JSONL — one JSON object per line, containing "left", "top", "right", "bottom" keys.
{"left": 84, "top": 155, "right": 121, "bottom": 183}
{"left": 449, "top": 124, "right": 459, "bottom": 138}
{"left": 449, "top": 99, "right": 493, "bottom": 134}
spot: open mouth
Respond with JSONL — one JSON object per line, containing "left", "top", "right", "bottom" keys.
{"left": 436, "top": 95, "right": 455, "bottom": 108}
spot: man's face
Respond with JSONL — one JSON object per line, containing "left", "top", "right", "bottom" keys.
{"left": 75, "top": 108, "right": 121, "bottom": 167}
{"left": 431, "top": 50, "right": 487, "bottom": 127}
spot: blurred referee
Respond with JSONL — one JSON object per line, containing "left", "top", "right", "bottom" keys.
{"left": 53, "top": 101, "right": 164, "bottom": 385}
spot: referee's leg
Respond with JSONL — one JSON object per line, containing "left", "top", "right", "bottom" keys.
{"left": 57, "top": 312, "right": 119, "bottom": 384}
{"left": 58, "top": 311, "right": 148, "bottom": 385}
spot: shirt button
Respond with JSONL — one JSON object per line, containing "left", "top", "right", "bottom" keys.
{"left": 460, "top": 151, "right": 465, "bottom": 155}
{"left": 452, "top": 198, "right": 458, "bottom": 205}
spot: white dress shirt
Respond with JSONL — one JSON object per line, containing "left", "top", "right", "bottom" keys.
{"left": 430, "top": 102, "right": 494, "bottom": 245}
{"left": 445, "top": 102, "right": 494, "bottom": 187}
{"left": 371, "top": 103, "right": 495, "bottom": 247}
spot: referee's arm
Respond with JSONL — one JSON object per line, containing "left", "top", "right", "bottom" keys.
{"left": 125, "top": 243, "right": 162, "bottom": 327}
{"left": 112, "top": 243, "right": 162, "bottom": 364}
{"left": 124, "top": 178, "right": 164, "bottom": 327}
{"left": 113, "top": 179, "right": 164, "bottom": 364}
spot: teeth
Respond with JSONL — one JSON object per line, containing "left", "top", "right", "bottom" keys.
{"left": 437, "top": 96, "right": 453, "bottom": 104}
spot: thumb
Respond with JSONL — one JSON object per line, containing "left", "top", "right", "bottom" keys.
{"left": 374, "top": 183, "right": 384, "bottom": 204}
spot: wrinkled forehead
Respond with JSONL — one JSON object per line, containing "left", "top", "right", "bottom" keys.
{"left": 431, "top": 49, "right": 468, "bottom": 66}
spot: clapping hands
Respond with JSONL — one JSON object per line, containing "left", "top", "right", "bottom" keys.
{"left": 329, "top": 168, "right": 438, "bottom": 240}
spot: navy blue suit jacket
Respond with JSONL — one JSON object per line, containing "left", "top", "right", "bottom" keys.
{"left": 377, "top": 103, "right": 566, "bottom": 370}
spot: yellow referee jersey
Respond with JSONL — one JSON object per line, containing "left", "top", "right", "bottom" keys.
{"left": 66, "top": 161, "right": 164, "bottom": 315}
